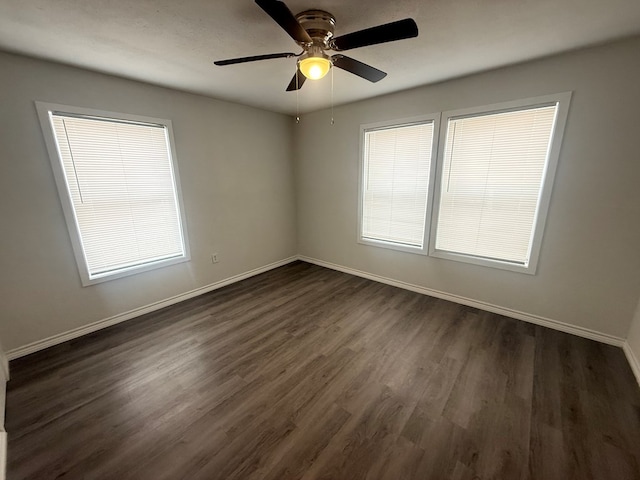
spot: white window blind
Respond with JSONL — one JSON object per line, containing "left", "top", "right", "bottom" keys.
{"left": 434, "top": 104, "right": 558, "bottom": 265}
{"left": 43, "top": 108, "right": 188, "bottom": 284}
{"left": 361, "top": 122, "right": 434, "bottom": 248}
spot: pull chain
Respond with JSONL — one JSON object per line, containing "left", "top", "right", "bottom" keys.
{"left": 330, "top": 65, "right": 335, "bottom": 125}
{"left": 295, "top": 68, "right": 300, "bottom": 124}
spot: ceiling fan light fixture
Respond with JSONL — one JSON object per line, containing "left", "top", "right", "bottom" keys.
{"left": 298, "top": 51, "right": 331, "bottom": 80}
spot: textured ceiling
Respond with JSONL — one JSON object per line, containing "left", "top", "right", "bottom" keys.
{"left": 1, "top": 0, "right": 640, "bottom": 114}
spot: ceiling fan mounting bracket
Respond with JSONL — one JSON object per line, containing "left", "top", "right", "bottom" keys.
{"left": 294, "top": 9, "right": 336, "bottom": 48}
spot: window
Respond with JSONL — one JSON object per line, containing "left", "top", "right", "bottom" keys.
{"left": 359, "top": 93, "right": 571, "bottom": 274}
{"left": 358, "top": 115, "right": 439, "bottom": 253}
{"left": 36, "top": 102, "right": 190, "bottom": 285}
{"left": 430, "top": 93, "right": 571, "bottom": 273}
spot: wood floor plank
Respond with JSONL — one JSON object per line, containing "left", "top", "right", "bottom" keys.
{"left": 6, "top": 261, "right": 640, "bottom": 479}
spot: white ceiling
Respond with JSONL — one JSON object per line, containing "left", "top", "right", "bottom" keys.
{"left": 1, "top": 0, "right": 640, "bottom": 115}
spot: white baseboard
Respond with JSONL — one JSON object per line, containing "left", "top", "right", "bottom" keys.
{"left": 5, "top": 254, "right": 631, "bottom": 368}
{"left": 0, "top": 431, "right": 5, "bottom": 480}
{"left": 298, "top": 255, "right": 626, "bottom": 348}
{"left": 623, "top": 342, "right": 640, "bottom": 387}
{"left": 6, "top": 256, "right": 298, "bottom": 360}
{"left": 0, "top": 346, "right": 7, "bottom": 476}
{"left": 0, "top": 359, "right": 5, "bottom": 480}
{"left": 0, "top": 348, "right": 7, "bottom": 383}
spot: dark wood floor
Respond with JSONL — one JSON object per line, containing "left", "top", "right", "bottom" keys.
{"left": 6, "top": 261, "right": 640, "bottom": 479}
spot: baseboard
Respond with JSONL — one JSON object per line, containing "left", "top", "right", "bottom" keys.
{"left": 0, "top": 348, "right": 7, "bottom": 383}
{"left": 6, "top": 253, "right": 629, "bottom": 361}
{"left": 298, "top": 255, "right": 626, "bottom": 348}
{"left": 0, "top": 346, "right": 8, "bottom": 478}
{"left": 623, "top": 342, "right": 640, "bottom": 387}
{"left": 6, "top": 256, "right": 298, "bottom": 360}
{"left": 0, "top": 358, "right": 5, "bottom": 480}
{"left": 0, "top": 431, "right": 5, "bottom": 480}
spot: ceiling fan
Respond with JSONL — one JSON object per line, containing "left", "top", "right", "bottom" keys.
{"left": 214, "top": 0, "right": 419, "bottom": 91}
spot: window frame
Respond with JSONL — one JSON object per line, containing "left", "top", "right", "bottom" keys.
{"left": 35, "top": 101, "right": 191, "bottom": 286}
{"left": 428, "top": 92, "right": 572, "bottom": 274}
{"left": 357, "top": 113, "right": 441, "bottom": 255}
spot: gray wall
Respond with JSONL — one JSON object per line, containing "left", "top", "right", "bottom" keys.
{"left": 295, "top": 36, "right": 640, "bottom": 339}
{"left": 2, "top": 36, "right": 640, "bottom": 354}
{"left": 0, "top": 52, "right": 297, "bottom": 352}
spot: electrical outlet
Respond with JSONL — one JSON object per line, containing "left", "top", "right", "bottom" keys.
{"left": 211, "top": 253, "right": 219, "bottom": 264}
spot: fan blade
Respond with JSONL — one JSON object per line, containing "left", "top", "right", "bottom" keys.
{"left": 286, "top": 68, "right": 306, "bottom": 91}
{"left": 331, "top": 55, "right": 387, "bottom": 82}
{"left": 255, "top": 0, "right": 313, "bottom": 44}
{"left": 331, "top": 18, "right": 418, "bottom": 51}
{"left": 214, "top": 52, "right": 297, "bottom": 66}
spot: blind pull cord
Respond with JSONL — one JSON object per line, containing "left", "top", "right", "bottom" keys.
{"left": 446, "top": 122, "right": 456, "bottom": 193}
{"left": 62, "top": 119, "right": 85, "bottom": 203}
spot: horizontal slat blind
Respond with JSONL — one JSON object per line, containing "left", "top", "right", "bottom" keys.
{"left": 435, "top": 105, "right": 558, "bottom": 264}
{"left": 50, "top": 114, "right": 185, "bottom": 277}
{"left": 362, "top": 122, "right": 434, "bottom": 247}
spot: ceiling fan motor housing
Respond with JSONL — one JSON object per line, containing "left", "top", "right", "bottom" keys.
{"left": 295, "top": 10, "right": 336, "bottom": 48}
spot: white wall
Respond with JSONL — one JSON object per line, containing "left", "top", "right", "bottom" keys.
{"left": 295, "top": 36, "right": 640, "bottom": 339}
{"left": 0, "top": 52, "right": 297, "bottom": 353}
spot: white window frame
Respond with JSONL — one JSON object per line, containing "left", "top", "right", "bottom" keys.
{"left": 36, "top": 102, "right": 191, "bottom": 286}
{"left": 357, "top": 114, "right": 441, "bottom": 255}
{"left": 428, "top": 92, "right": 572, "bottom": 274}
